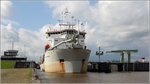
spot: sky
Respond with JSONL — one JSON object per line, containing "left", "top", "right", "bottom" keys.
{"left": 1, "top": 0, "right": 149, "bottom": 62}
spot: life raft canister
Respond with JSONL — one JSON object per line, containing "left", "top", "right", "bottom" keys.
{"left": 45, "top": 44, "right": 50, "bottom": 50}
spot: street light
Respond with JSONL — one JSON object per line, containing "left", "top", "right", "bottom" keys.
{"left": 96, "top": 46, "right": 103, "bottom": 62}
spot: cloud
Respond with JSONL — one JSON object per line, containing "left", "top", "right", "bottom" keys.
{"left": 1, "top": 0, "right": 12, "bottom": 17}
{"left": 45, "top": 1, "right": 149, "bottom": 62}
{"left": 1, "top": 21, "right": 49, "bottom": 62}
{"left": 45, "top": 1, "right": 90, "bottom": 18}
{"left": 1, "top": 18, "right": 20, "bottom": 26}
{"left": 1, "top": 1, "right": 149, "bottom": 63}
{"left": 0, "top": 0, "right": 49, "bottom": 62}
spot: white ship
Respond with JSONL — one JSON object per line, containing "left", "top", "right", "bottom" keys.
{"left": 40, "top": 9, "right": 91, "bottom": 73}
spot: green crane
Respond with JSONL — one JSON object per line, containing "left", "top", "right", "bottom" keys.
{"left": 106, "top": 49, "right": 138, "bottom": 63}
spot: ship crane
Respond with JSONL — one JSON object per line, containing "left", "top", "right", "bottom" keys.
{"left": 48, "top": 31, "right": 80, "bottom": 50}
{"left": 106, "top": 49, "right": 138, "bottom": 63}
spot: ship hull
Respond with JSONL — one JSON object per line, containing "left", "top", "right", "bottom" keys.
{"left": 41, "top": 49, "right": 91, "bottom": 73}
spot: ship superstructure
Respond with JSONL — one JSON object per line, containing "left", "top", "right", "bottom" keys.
{"left": 40, "top": 9, "right": 91, "bottom": 73}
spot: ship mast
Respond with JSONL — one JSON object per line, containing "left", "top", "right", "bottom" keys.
{"left": 58, "top": 8, "right": 76, "bottom": 29}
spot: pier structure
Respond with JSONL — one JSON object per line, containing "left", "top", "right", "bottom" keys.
{"left": 88, "top": 62, "right": 149, "bottom": 73}
{"left": 1, "top": 50, "right": 27, "bottom": 61}
{"left": 106, "top": 49, "right": 138, "bottom": 63}
{"left": 88, "top": 49, "right": 149, "bottom": 73}
{"left": 1, "top": 50, "right": 37, "bottom": 68}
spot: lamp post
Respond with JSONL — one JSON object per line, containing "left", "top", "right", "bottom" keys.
{"left": 96, "top": 46, "right": 103, "bottom": 63}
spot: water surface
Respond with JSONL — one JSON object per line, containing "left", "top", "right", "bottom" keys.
{"left": 36, "top": 70, "right": 149, "bottom": 83}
